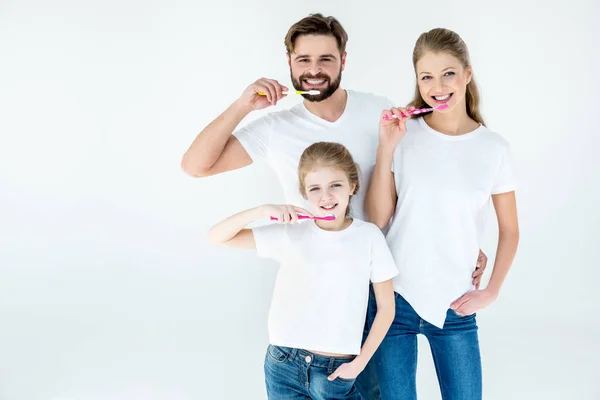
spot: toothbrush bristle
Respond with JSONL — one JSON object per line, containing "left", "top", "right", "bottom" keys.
{"left": 436, "top": 104, "right": 449, "bottom": 110}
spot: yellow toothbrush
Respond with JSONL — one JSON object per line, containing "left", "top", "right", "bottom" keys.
{"left": 257, "top": 90, "right": 320, "bottom": 96}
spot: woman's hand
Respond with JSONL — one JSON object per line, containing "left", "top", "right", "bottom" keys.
{"left": 450, "top": 289, "right": 498, "bottom": 316}
{"left": 378, "top": 106, "right": 414, "bottom": 150}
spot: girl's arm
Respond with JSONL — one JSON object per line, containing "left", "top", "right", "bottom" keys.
{"left": 451, "top": 191, "right": 519, "bottom": 315}
{"left": 327, "top": 279, "right": 395, "bottom": 381}
{"left": 206, "top": 204, "right": 314, "bottom": 249}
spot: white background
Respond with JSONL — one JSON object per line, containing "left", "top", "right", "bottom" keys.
{"left": 1, "top": 0, "right": 599, "bottom": 399}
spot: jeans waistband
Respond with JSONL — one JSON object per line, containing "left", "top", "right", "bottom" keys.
{"left": 275, "top": 345, "right": 355, "bottom": 368}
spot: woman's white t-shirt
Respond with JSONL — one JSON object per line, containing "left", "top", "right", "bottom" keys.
{"left": 387, "top": 117, "right": 517, "bottom": 328}
{"left": 252, "top": 219, "right": 398, "bottom": 355}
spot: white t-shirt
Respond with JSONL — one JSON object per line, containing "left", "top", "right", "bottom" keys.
{"left": 252, "top": 219, "right": 398, "bottom": 355}
{"left": 234, "top": 89, "right": 394, "bottom": 220}
{"left": 387, "top": 117, "right": 517, "bottom": 329}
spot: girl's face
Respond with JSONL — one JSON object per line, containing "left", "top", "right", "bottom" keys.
{"left": 303, "top": 166, "right": 355, "bottom": 219}
{"left": 416, "top": 51, "right": 472, "bottom": 113}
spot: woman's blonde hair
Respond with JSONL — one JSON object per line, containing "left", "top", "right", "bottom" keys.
{"left": 408, "top": 28, "right": 485, "bottom": 126}
{"left": 298, "top": 142, "right": 359, "bottom": 217}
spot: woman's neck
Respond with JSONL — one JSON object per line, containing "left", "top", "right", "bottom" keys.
{"left": 424, "top": 104, "right": 480, "bottom": 136}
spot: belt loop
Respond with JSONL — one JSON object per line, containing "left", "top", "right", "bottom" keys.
{"left": 289, "top": 348, "right": 298, "bottom": 362}
{"left": 327, "top": 357, "right": 336, "bottom": 374}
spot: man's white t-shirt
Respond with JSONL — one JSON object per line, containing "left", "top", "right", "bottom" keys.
{"left": 252, "top": 218, "right": 398, "bottom": 355}
{"left": 387, "top": 117, "right": 517, "bottom": 329}
{"left": 234, "top": 90, "right": 394, "bottom": 220}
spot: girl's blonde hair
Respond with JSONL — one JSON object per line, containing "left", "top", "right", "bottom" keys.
{"left": 408, "top": 28, "right": 486, "bottom": 126}
{"left": 298, "top": 142, "right": 359, "bottom": 217}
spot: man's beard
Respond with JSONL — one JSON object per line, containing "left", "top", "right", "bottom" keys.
{"left": 291, "top": 67, "right": 342, "bottom": 102}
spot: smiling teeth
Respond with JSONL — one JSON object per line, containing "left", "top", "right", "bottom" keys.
{"left": 306, "top": 79, "right": 325, "bottom": 84}
{"left": 433, "top": 94, "right": 451, "bottom": 100}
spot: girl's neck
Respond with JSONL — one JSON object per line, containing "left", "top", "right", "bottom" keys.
{"left": 315, "top": 216, "right": 353, "bottom": 232}
{"left": 424, "top": 103, "right": 480, "bottom": 136}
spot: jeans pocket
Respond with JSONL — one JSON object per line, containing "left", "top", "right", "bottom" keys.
{"left": 334, "top": 376, "right": 356, "bottom": 384}
{"left": 266, "top": 344, "right": 288, "bottom": 363}
{"left": 450, "top": 308, "right": 476, "bottom": 319}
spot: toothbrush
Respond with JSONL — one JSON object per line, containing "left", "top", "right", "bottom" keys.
{"left": 258, "top": 90, "right": 320, "bottom": 96}
{"left": 382, "top": 103, "right": 449, "bottom": 120}
{"left": 270, "top": 214, "right": 335, "bottom": 221}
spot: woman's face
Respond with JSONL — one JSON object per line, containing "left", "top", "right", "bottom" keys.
{"left": 416, "top": 51, "right": 472, "bottom": 113}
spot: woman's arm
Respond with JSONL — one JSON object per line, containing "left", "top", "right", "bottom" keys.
{"left": 365, "top": 148, "right": 398, "bottom": 229}
{"left": 365, "top": 107, "right": 412, "bottom": 228}
{"left": 450, "top": 191, "right": 519, "bottom": 315}
{"left": 206, "top": 204, "right": 314, "bottom": 249}
{"left": 327, "top": 279, "right": 395, "bottom": 381}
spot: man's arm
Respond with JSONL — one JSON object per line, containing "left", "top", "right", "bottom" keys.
{"left": 180, "top": 78, "right": 287, "bottom": 177}
{"left": 181, "top": 101, "right": 252, "bottom": 177}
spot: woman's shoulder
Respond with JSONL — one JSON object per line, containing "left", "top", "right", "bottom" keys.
{"left": 478, "top": 125, "right": 513, "bottom": 152}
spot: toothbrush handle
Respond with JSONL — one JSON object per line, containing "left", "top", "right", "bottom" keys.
{"left": 383, "top": 107, "right": 434, "bottom": 120}
{"left": 258, "top": 91, "right": 296, "bottom": 96}
{"left": 410, "top": 107, "right": 434, "bottom": 115}
{"left": 270, "top": 215, "right": 311, "bottom": 221}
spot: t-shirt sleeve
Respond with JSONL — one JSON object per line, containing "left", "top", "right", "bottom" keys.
{"left": 252, "top": 223, "right": 287, "bottom": 261}
{"left": 369, "top": 226, "right": 399, "bottom": 283}
{"left": 232, "top": 115, "right": 272, "bottom": 163}
{"left": 491, "top": 146, "right": 517, "bottom": 195}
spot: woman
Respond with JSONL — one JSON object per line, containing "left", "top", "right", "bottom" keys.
{"left": 365, "top": 28, "right": 520, "bottom": 400}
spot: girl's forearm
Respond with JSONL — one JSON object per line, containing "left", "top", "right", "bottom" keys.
{"left": 207, "top": 206, "right": 267, "bottom": 245}
{"left": 354, "top": 301, "right": 394, "bottom": 368}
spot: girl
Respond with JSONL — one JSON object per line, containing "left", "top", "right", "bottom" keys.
{"left": 366, "top": 28, "right": 520, "bottom": 399}
{"left": 207, "top": 142, "right": 398, "bottom": 400}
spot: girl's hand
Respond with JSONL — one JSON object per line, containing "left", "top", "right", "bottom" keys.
{"left": 327, "top": 358, "right": 366, "bottom": 381}
{"left": 262, "top": 204, "right": 314, "bottom": 224}
{"left": 378, "top": 106, "right": 414, "bottom": 150}
{"left": 450, "top": 289, "right": 498, "bottom": 316}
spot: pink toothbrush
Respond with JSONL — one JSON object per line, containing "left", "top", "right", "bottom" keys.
{"left": 270, "top": 214, "right": 336, "bottom": 221}
{"left": 382, "top": 103, "right": 448, "bottom": 120}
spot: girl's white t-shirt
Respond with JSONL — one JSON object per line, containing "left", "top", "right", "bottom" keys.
{"left": 388, "top": 117, "right": 517, "bottom": 329}
{"left": 252, "top": 218, "right": 398, "bottom": 355}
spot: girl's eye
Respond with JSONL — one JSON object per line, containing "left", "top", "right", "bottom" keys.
{"left": 332, "top": 183, "right": 342, "bottom": 188}
{"left": 445, "top": 71, "right": 455, "bottom": 77}
{"left": 421, "top": 76, "right": 431, "bottom": 80}
{"left": 309, "top": 187, "right": 319, "bottom": 192}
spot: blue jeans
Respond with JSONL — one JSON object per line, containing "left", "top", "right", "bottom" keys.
{"left": 264, "top": 344, "right": 362, "bottom": 399}
{"left": 365, "top": 286, "right": 482, "bottom": 400}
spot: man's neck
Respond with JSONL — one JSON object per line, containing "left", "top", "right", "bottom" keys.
{"left": 302, "top": 88, "right": 348, "bottom": 123}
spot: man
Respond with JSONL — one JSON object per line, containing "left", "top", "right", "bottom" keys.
{"left": 181, "top": 13, "right": 487, "bottom": 399}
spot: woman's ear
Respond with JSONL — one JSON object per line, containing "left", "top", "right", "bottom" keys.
{"left": 466, "top": 65, "right": 473, "bottom": 85}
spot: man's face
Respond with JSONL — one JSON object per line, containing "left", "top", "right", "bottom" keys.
{"left": 288, "top": 34, "right": 345, "bottom": 102}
